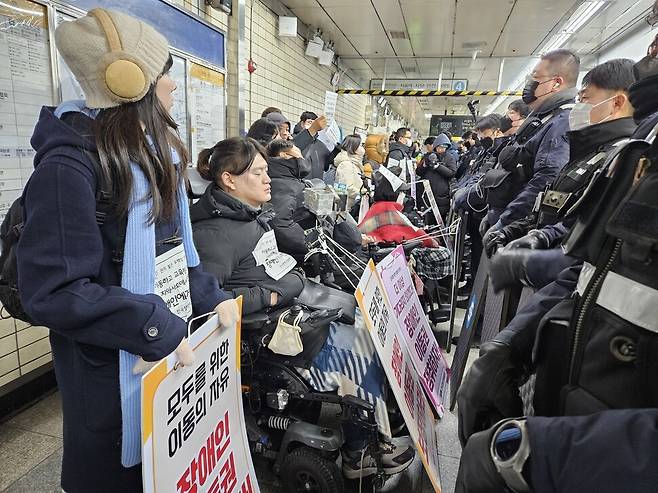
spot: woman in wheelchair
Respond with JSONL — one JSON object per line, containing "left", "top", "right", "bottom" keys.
{"left": 190, "top": 137, "right": 415, "bottom": 479}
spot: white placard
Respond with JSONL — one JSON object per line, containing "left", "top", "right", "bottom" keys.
{"left": 141, "top": 304, "right": 259, "bottom": 493}
{"left": 376, "top": 246, "right": 450, "bottom": 416}
{"left": 323, "top": 90, "right": 338, "bottom": 123}
{"left": 356, "top": 262, "right": 441, "bottom": 492}
{"left": 378, "top": 165, "right": 405, "bottom": 192}
{"left": 253, "top": 230, "right": 295, "bottom": 280}
{"left": 154, "top": 244, "right": 192, "bottom": 320}
{"left": 317, "top": 119, "right": 341, "bottom": 151}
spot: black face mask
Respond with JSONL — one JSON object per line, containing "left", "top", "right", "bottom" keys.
{"left": 464, "top": 141, "right": 472, "bottom": 150}
{"left": 480, "top": 137, "right": 494, "bottom": 149}
{"left": 522, "top": 79, "right": 539, "bottom": 104}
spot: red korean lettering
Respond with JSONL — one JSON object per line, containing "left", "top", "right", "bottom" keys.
{"left": 391, "top": 336, "right": 403, "bottom": 387}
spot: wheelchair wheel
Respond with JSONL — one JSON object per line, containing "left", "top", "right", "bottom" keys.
{"left": 280, "top": 446, "right": 344, "bottom": 493}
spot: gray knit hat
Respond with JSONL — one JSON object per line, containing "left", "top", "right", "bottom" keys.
{"left": 55, "top": 8, "right": 170, "bottom": 109}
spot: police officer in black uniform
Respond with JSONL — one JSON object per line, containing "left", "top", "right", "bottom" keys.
{"left": 485, "top": 58, "right": 638, "bottom": 291}
{"left": 455, "top": 38, "right": 658, "bottom": 493}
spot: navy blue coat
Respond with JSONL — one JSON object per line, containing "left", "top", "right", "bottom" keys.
{"left": 17, "top": 106, "right": 230, "bottom": 492}
{"left": 527, "top": 409, "right": 658, "bottom": 493}
{"left": 497, "top": 91, "right": 575, "bottom": 227}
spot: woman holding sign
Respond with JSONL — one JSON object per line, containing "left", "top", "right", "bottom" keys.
{"left": 192, "top": 137, "right": 416, "bottom": 480}
{"left": 16, "top": 9, "right": 237, "bottom": 493}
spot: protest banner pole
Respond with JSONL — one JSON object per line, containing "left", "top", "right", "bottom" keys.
{"left": 449, "top": 252, "right": 489, "bottom": 410}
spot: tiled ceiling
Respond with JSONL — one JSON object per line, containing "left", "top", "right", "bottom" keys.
{"left": 283, "top": 0, "right": 654, "bottom": 132}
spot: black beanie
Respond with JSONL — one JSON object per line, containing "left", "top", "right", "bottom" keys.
{"left": 247, "top": 118, "right": 279, "bottom": 146}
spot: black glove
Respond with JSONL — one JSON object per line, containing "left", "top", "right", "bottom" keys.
{"left": 489, "top": 248, "right": 533, "bottom": 292}
{"left": 455, "top": 424, "right": 508, "bottom": 493}
{"left": 506, "top": 229, "right": 549, "bottom": 250}
{"left": 457, "top": 342, "right": 524, "bottom": 446}
{"left": 483, "top": 229, "right": 507, "bottom": 258}
{"left": 479, "top": 216, "right": 491, "bottom": 238}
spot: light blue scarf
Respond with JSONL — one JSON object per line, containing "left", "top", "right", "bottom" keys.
{"left": 55, "top": 101, "right": 200, "bottom": 467}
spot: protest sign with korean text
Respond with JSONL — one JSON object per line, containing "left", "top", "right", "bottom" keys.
{"left": 376, "top": 246, "right": 450, "bottom": 417}
{"left": 356, "top": 261, "right": 442, "bottom": 493}
{"left": 142, "top": 299, "right": 258, "bottom": 493}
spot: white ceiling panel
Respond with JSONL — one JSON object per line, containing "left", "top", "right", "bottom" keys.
{"left": 332, "top": 41, "right": 360, "bottom": 56}
{"left": 283, "top": 0, "right": 653, "bottom": 132}
{"left": 323, "top": 5, "right": 383, "bottom": 36}
{"left": 491, "top": 0, "right": 578, "bottom": 56}
{"left": 287, "top": 6, "right": 343, "bottom": 40}
{"left": 585, "top": 0, "right": 653, "bottom": 29}
{"left": 349, "top": 35, "right": 397, "bottom": 56}
{"left": 372, "top": 0, "right": 407, "bottom": 32}
{"left": 391, "top": 38, "right": 415, "bottom": 57}
{"left": 340, "top": 58, "right": 374, "bottom": 71}
{"left": 282, "top": 0, "right": 319, "bottom": 7}
{"left": 452, "top": 0, "right": 514, "bottom": 57}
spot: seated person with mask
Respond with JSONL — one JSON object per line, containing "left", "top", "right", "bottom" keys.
{"left": 190, "top": 137, "right": 415, "bottom": 479}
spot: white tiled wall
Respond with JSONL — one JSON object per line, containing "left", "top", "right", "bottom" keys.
{"left": 243, "top": 0, "right": 369, "bottom": 135}
{"left": 0, "top": 313, "right": 52, "bottom": 391}
{"left": 172, "top": 0, "right": 369, "bottom": 137}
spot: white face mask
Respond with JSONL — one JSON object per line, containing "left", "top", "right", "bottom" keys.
{"left": 569, "top": 95, "right": 617, "bottom": 131}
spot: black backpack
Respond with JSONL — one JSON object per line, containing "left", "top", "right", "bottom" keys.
{"left": 0, "top": 113, "right": 123, "bottom": 324}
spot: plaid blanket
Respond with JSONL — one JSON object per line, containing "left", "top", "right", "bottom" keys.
{"left": 359, "top": 210, "right": 413, "bottom": 235}
{"left": 297, "top": 311, "right": 391, "bottom": 438}
{"left": 358, "top": 201, "right": 435, "bottom": 247}
{"left": 410, "top": 246, "right": 453, "bottom": 280}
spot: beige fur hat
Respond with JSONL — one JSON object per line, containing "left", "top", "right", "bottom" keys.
{"left": 55, "top": 8, "right": 170, "bottom": 109}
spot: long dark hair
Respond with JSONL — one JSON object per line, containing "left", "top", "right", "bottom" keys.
{"left": 197, "top": 137, "right": 267, "bottom": 187}
{"left": 94, "top": 55, "right": 189, "bottom": 223}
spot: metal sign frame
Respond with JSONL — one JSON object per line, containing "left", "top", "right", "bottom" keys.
{"left": 449, "top": 251, "right": 489, "bottom": 410}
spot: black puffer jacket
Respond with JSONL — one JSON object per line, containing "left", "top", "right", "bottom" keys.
{"left": 386, "top": 141, "right": 412, "bottom": 165}
{"left": 416, "top": 150, "right": 457, "bottom": 206}
{"left": 191, "top": 185, "right": 304, "bottom": 315}
{"left": 267, "top": 156, "right": 314, "bottom": 262}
